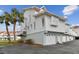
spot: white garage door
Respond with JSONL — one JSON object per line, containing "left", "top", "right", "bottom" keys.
{"left": 45, "top": 33, "right": 57, "bottom": 45}
{"left": 62, "top": 35, "right": 66, "bottom": 42}
{"left": 50, "top": 34, "right": 57, "bottom": 44}
{"left": 70, "top": 36, "right": 74, "bottom": 41}
{"left": 66, "top": 36, "right": 70, "bottom": 42}
{"left": 57, "top": 35, "right": 63, "bottom": 44}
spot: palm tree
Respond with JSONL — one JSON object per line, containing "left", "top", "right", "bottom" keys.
{"left": 0, "top": 16, "right": 4, "bottom": 24}
{"left": 4, "top": 12, "right": 11, "bottom": 42}
{"left": 11, "top": 8, "right": 24, "bottom": 40}
{"left": 0, "top": 12, "right": 11, "bottom": 42}
{"left": 18, "top": 13, "right": 24, "bottom": 25}
{"left": 17, "top": 12, "right": 25, "bottom": 37}
{"left": 0, "top": 16, "right": 4, "bottom": 40}
{"left": 11, "top": 8, "right": 19, "bottom": 40}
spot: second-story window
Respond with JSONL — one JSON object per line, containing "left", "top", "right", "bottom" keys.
{"left": 50, "top": 16, "right": 58, "bottom": 26}
{"left": 29, "top": 15, "right": 31, "bottom": 21}
{"left": 28, "top": 26, "right": 29, "bottom": 30}
{"left": 31, "top": 24, "right": 32, "bottom": 29}
{"left": 42, "top": 17, "right": 44, "bottom": 27}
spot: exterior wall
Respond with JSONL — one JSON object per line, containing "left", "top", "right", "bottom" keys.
{"left": 23, "top": 8, "right": 75, "bottom": 46}
{"left": 69, "top": 36, "right": 74, "bottom": 41}
{"left": 43, "top": 32, "right": 61, "bottom": 45}
{"left": 43, "top": 33, "right": 57, "bottom": 45}
{"left": 44, "top": 15, "right": 67, "bottom": 33}
{"left": 43, "top": 32, "right": 75, "bottom": 45}
{"left": 24, "top": 9, "right": 46, "bottom": 45}
{"left": 24, "top": 10, "right": 45, "bottom": 34}
{"left": 26, "top": 31, "right": 44, "bottom": 44}
{"left": 72, "top": 28, "right": 79, "bottom": 37}
{"left": 62, "top": 35, "right": 67, "bottom": 42}
{"left": 24, "top": 10, "right": 36, "bottom": 34}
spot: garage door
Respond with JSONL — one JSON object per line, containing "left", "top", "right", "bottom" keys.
{"left": 45, "top": 33, "right": 57, "bottom": 45}
{"left": 66, "top": 36, "right": 70, "bottom": 41}
{"left": 62, "top": 35, "right": 66, "bottom": 42}
{"left": 57, "top": 35, "right": 63, "bottom": 44}
{"left": 50, "top": 34, "right": 57, "bottom": 44}
{"left": 70, "top": 36, "right": 74, "bottom": 41}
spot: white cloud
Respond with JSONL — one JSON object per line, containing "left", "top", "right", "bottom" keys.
{"left": 63, "top": 5, "right": 79, "bottom": 16}
{"left": 0, "top": 9, "right": 4, "bottom": 16}
{"left": 72, "top": 24, "right": 79, "bottom": 27}
{"left": 64, "top": 15, "right": 68, "bottom": 19}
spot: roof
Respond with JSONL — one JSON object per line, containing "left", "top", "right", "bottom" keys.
{"left": 34, "top": 11, "right": 66, "bottom": 21}
{"left": 73, "top": 26, "right": 79, "bottom": 28}
{"left": 34, "top": 12, "right": 53, "bottom": 17}
{"left": 0, "top": 31, "right": 21, "bottom": 36}
{"left": 71, "top": 24, "right": 79, "bottom": 28}
{"left": 24, "top": 6, "right": 66, "bottom": 21}
{"left": 23, "top": 6, "right": 40, "bottom": 12}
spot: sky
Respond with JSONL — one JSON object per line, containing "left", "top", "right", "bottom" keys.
{"left": 0, "top": 5, "right": 79, "bottom": 31}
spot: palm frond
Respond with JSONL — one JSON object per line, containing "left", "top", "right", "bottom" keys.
{"left": 0, "top": 16, "right": 4, "bottom": 24}
{"left": 11, "top": 8, "right": 19, "bottom": 17}
{"left": 4, "top": 12, "right": 11, "bottom": 26}
{"left": 19, "top": 13, "right": 24, "bottom": 23}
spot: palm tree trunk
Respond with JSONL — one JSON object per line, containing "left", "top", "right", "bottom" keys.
{"left": 13, "top": 19, "right": 16, "bottom": 40}
{"left": 5, "top": 23, "right": 11, "bottom": 43}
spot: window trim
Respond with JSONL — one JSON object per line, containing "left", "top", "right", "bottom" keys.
{"left": 34, "top": 22, "right": 36, "bottom": 30}
{"left": 42, "top": 17, "right": 45, "bottom": 27}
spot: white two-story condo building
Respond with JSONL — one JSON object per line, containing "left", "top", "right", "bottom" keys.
{"left": 71, "top": 25, "right": 79, "bottom": 39}
{"left": 23, "top": 6, "right": 77, "bottom": 45}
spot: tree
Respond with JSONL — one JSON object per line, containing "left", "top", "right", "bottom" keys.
{"left": 0, "top": 12, "right": 11, "bottom": 42}
{"left": 11, "top": 8, "right": 24, "bottom": 40}
{"left": 11, "top": 8, "right": 19, "bottom": 40}
{"left": 4, "top": 12, "right": 11, "bottom": 42}
{"left": 0, "top": 16, "right": 4, "bottom": 40}
{"left": 0, "top": 16, "right": 4, "bottom": 24}
{"left": 18, "top": 13, "right": 24, "bottom": 25}
{"left": 17, "top": 12, "right": 25, "bottom": 38}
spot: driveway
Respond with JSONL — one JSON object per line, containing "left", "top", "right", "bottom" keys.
{"left": 0, "top": 40, "right": 79, "bottom": 54}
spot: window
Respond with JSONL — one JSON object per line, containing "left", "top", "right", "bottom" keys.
{"left": 31, "top": 24, "right": 32, "bottom": 29}
{"left": 42, "top": 17, "right": 44, "bottom": 27}
{"left": 50, "top": 16, "right": 58, "bottom": 26}
{"left": 34, "top": 22, "right": 36, "bottom": 30}
{"left": 29, "top": 15, "right": 31, "bottom": 22}
{"left": 28, "top": 26, "right": 29, "bottom": 30}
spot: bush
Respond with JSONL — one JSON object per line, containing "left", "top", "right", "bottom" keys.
{"left": 17, "top": 39, "right": 24, "bottom": 43}
{"left": 24, "top": 39, "right": 33, "bottom": 45}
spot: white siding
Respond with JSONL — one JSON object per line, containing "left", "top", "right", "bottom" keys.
{"left": 24, "top": 10, "right": 46, "bottom": 34}
{"left": 26, "top": 31, "right": 44, "bottom": 44}
{"left": 45, "top": 15, "right": 67, "bottom": 33}
{"left": 66, "top": 36, "right": 70, "bottom": 42}
{"left": 50, "top": 16, "right": 58, "bottom": 26}
{"left": 72, "top": 28, "right": 79, "bottom": 37}
{"left": 62, "top": 35, "right": 67, "bottom": 42}
{"left": 23, "top": 8, "right": 75, "bottom": 46}
{"left": 44, "top": 33, "right": 57, "bottom": 45}
{"left": 57, "top": 34, "right": 63, "bottom": 44}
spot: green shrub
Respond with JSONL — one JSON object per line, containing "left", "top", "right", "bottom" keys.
{"left": 17, "top": 39, "right": 24, "bottom": 43}
{"left": 24, "top": 39, "right": 33, "bottom": 45}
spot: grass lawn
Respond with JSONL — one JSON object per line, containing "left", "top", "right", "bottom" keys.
{"left": 0, "top": 39, "right": 19, "bottom": 46}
